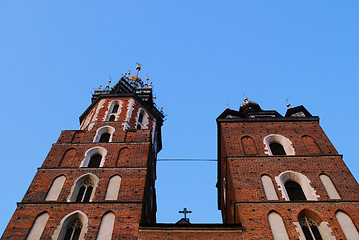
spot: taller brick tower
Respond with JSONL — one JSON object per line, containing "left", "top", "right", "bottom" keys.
{"left": 217, "top": 98, "right": 359, "bottom": 239}
{"left": 2, "top": 66, "right": 164, "bottom": 239}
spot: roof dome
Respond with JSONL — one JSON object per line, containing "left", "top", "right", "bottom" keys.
{"left": 239, "top": 98, "right": 262, "bottom": 117}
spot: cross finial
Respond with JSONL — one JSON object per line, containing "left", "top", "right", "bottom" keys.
{"left": 179, "top": 208, "right": 192, "bottom": 219}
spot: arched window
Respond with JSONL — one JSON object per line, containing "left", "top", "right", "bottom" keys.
{"left": 105, "top": 100, "right": 122, "bottom": 121}
{"left": 26, "top": 212, "right": 49, "bottom": 240}
{"left": 105, "top": 175, "right": 122, "bottom": 200}
{"left": 75, "top": 179, "right": 94, "bottom": 203}
{"left": 69, "top": 174, "right": 99, "bottom": 203}
{"left": 319, "top": 174, "right": 340, "bottom": 199}
{"left": 275, "top": 171, "right": 319, "bottom": 201}
{"left": 269, "top": 142, "right": 286, "bottom": 155}
{"left": 99, "top": 133, "right": 111, "bottom": 143}
{"left": 261, "top": 175, "right": 278, "bottom": 200}
{"left": 52, "top": 211, "right": 88, "bottom": 240}
{"left": 336, "top": 211, "right": 359, "bottom": 239}
{"left": 109, "top": 115, "right": 115, "bottom": 121}
{"left": 264, "top": 134, "right": 295, "bottom": 156}
{"left": 97, "top": 212, "right": 116, "bottom": 240}
{"left": 88, "top": 154, "right": 102, "bottom": 168}
{"left": 45, "top": 175, "right": 66, "bottom": 201}
{"left": 81, "top": 147, "right": 107, "bottom": 168}
{"left": 112, "top": 104, "right": 119, "bottom": 113}
{"left": 136, "top": 108, "right": 148, "bottom": 129}
{"left": 93, "top": 126, "right": 115, "bottom": 143}
{"left": 299, "top": 216, "right": 323, "bottom": 240}
{"left": 63, "top": 218, "right": 82, "bottom": 240}
{"left": 284, "top": 180, "right": 306, "bottom": 201}
{"left": 268, "top": 211, "right": 289, "bottom": 240}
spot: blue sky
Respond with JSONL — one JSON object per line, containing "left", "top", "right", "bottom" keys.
{"left": 0, "top": 0, "right": 358, "bottom": 235}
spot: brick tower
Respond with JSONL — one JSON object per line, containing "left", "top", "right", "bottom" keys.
{"left": 2, "top": 67, "right": 164, "bottom": 239}
{"left": 217, "top": 98, "right": 359, "bottom": 239}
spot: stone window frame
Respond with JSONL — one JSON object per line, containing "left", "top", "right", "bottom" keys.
{"left": 93, "top": 126, "right": 115, "bottom": 143}
{"left": 105, "top": 100, "right": 123, "bottom": 121}
{"left": 67, "top": 173, "right": 99, "bottom": 203}
{"left": 263, "top": 134, "right": 295, "bottom": 156}
{"left": 52, "top": 210, "right": 89, "bottom": 240}
{"left": 136, "top": 108, "right": 148, "bottom": 129}
{"left": 275, "top": 170, "right": 319, "bottom": 201}
{"left": 80, "top": 147, "right": 107, "bottom": 168}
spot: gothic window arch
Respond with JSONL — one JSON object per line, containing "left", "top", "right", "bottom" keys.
{"left": 52, "top": 210, "right": 89, "bottom": 240}
{"left": 295, "top": 210, "right": 334, "bottom": 240}
{"left": 93, "top": 126, "right": 115, "bottom": 143}
{"left": 302, "top": 135, "right": 322, "bottom": 154}
{"left": 335, "top": 210, "right": 359, "bottom": 239}
{"left": 96, "top": 212, "right": 116, "bottom": 240}
{"left": 68, "top": 173, "right": 99, "bottom": 203}
{"left": 275, "top": 171, "right": 319, "bottom": 201}
{"left": 80, "top": 147, "right": 107, "bottom": 168}
{"left": 319, "top": 174, "right": 341, "bottom": 200}
{"left": 45, "top": 175, "right": 66, "bottom": 201}
{"left": 136, "top": 108, "right": 148, "bottom": 129}
{"left": 105, "top": 100, "right": 122, "bottom": 121}
{"left": 105, "top": 175, "right": 122, "bottom": 200}
{"left": 241, "top": 136, "right": 258, "bottom": 155}
{"left": 261, "top": 175, "right": 278, "bottom": 200}
{"left": 263, "top": 134, "right": 295, "bottom": 156}
{"left": 26, "top": 212, "right": 49, "bottom": 240}
{"left": 268, "top": 211, "right": 289, "bottom": 240}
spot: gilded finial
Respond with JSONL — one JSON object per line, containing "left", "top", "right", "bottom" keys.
{"left": 108, "top": 79, "right": 111, "bottom": 84}
{"left": 244, "top": 97, "right": 248, "bottom": 102}
{"left": 287, "top": 103, "right": 291, "bottom": 108}
{"left": 127, "top": 71, "right": 131, "bottom": 76}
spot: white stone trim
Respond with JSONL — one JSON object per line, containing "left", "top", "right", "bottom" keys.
{"left": 123, "top": 99, "right": 135, "bottom": 130}
{"left": 263, "top": 134, "right": 295, "bottom": 155}
{"left": 67, "top": 173, "right": 99, "bottom": 202}
{"left": 80, "top": 147, "right": 107, "bottom": 168}
{"left": 104, "top": 100, "right": 123, "bottom": 121}
{"left": 52, "top": 210, "right": 89, "bottom": 240}
{"left": 93, "top": 126, "right": 115, "bottom": 143}
{"left": 275, "top": 171, "right": 319, "bottom": 201}
{"left": 93, "top": 99, "right": 106, "bottom": 122}
{"left": 135, "top": 108, "right": 149, "bottom": 129}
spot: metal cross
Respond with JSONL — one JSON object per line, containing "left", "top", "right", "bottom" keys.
{"left": 179, "top": 208, "right": 192, "bottom": 219}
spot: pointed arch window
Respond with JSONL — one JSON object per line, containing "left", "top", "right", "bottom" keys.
{"left": 285, "top": 180, "right": 306, "bottom": 201}
{"left": 299, "top": 216, "right": 323, "bottom": 240}
{"left": 75, "top": 179, "right": 94, "bottom": 203}
{"left": 62, "top": 218, "right": 82, "bottom": 240}
{"left": 269, "top": 142, "right": 286, "bottom": 155}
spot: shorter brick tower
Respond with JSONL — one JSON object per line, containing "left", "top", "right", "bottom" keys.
{"left": 2, "top": 67, "right": 164, "bottom": 239}
{"left": 216, "top": 99, "right": 359, "bottom": 239}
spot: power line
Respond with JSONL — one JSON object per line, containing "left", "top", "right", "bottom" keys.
{"left": 157, "top": 158, "right": 217, "bottom": 162}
